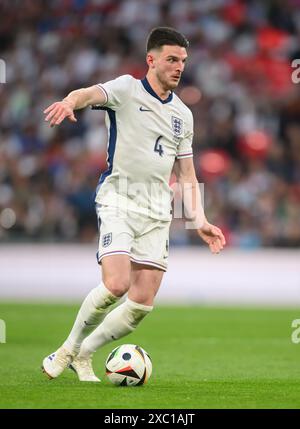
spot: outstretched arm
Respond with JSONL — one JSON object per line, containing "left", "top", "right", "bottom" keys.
{"left": 173, "top": 157, "right": 226, "bottom": 254}
{"left": 44, "top": 85, "right": 106, "bottom": 127}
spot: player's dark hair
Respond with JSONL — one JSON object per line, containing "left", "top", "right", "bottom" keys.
{"left": 146, "top": 27, "right": 189, "bottom": 52}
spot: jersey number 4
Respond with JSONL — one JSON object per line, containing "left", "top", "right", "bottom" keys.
{"left": 154, "top": 136, "right": 164, "bottom": 157}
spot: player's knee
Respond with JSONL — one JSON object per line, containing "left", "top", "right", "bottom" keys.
{"left": 104, "top": 276, "right": 130, "bottom": 297}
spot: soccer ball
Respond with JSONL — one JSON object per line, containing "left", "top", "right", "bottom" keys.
{"left": 105, "top": 344, "right": 152, "bottom": 386}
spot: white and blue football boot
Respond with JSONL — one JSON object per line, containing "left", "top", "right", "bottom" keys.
{"left": 42, "top": 347, "right": 75, "bottom": 379}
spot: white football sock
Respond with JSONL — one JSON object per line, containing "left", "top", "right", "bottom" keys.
{"left": 62, "top": 282, "right": 119, "bottom": 354}
{"left": 78, "top": 298, "right": 153, "bottom": 358}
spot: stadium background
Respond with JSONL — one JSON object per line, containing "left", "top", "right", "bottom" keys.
{"left": 0, "top": 0, "right": 300, "bottom": 410}
{"left": 0, "top": 0, "right": 299, "bottom": 304}
{"left": 1, "top": 0, "right": 300, "bottom": 248}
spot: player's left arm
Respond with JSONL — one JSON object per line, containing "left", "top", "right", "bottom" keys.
{"left": 173, "top": 157, "right": 226, "bottom": 254}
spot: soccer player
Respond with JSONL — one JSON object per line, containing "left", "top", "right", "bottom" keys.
{"left": 42, "top": 27, "right": 226, "bottom": 382}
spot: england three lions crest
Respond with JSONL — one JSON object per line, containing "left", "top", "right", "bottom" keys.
{"left": 171, "top": 116, "right": 183, "bottom": 137}
{"left": 102, "top": 232, "right": 112, "bottom": 247}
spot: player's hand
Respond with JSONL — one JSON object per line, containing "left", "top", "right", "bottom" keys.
{"left": 44, "top": 101, "right": 77, "bottom": 127}
{"left": 197, "top": 221, "right": 226, "bottom": 254}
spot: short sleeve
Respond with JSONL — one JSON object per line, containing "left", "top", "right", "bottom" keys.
{"left": 176, "top": 111, "right": 194, "bottom": 159}
{"left": 96, "top": 74, "right": 133, "bottom": 110}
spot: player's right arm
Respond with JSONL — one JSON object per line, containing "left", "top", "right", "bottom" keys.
{"left": 44, "top": 85, "right": 106, "bottom": 127}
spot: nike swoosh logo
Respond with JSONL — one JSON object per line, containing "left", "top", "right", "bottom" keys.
{"left": 139, "top": 106, "right": 152, "bottom": 112}
{"left": 84, "top": 321, "right": 95, "bottom": 326}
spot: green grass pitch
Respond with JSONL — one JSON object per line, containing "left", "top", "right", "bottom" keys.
{"left": 0, "top": 302, "right": 299, "bottom": 409}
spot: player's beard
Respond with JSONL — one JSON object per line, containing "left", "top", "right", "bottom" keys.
{"left": 156, "top": 70, "right": 180, "bottom": 91}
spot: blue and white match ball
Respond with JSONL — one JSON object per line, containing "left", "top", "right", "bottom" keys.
{"left": 105, "top": 344, "right": 152, "bottom": 386}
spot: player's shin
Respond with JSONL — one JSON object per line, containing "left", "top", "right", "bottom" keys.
{"left": 78, "top": 298, "right": 153, "bottom": 358}
{"left": 62, "top": 282, "right": 120, "bottom": 354}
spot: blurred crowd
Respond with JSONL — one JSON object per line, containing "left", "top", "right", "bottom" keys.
{"left": 0, "top": 0, "right": 300, "bottom": 247}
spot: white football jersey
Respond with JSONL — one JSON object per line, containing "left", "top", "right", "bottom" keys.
{"left": 94, "top": 74, "right": 193, "bottom": 220}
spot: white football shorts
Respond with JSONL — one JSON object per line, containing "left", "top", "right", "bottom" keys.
{"left": 96, "top": 204, "right": 171, "bottom": 271}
